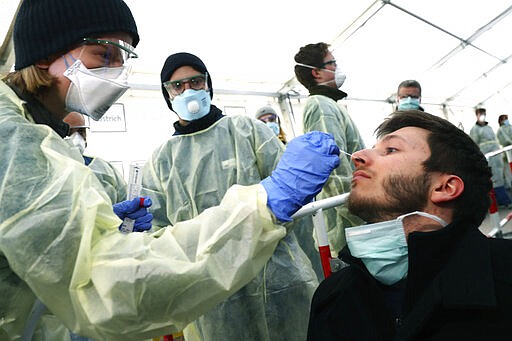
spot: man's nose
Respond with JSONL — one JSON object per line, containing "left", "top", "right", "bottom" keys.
{"left": 351, "top": 150, "right": 366, "bottom": 166}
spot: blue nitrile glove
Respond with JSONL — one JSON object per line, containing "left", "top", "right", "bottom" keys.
{"left": 261, "top": 131, "right": 340, "bottom": 222}
{"left": 113, "top": 196, "right": 153, "bottom": 232}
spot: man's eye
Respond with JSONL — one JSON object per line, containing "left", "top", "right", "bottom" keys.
{"left": 385, "top": 147, "right": 398, "bottom": 154}
{"left": 171, "top": 82, "right": 182, "bottom": 90}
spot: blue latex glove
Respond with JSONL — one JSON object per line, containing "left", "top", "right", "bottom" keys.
{"left": 261, "top": 131, "right": 340, "bottom": 222}
{"left": 113, "top": 196, "right": 153, "bottom": 232}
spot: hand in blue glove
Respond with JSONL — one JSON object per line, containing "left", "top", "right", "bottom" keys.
{"left": 261, "top": 131, "right": 340, "bottom": 222}
{"left": 113, "top": 196, "right": 153, "bottom": 232}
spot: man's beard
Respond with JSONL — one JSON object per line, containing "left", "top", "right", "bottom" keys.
{"left": 348, "top": 172, "right": 431, "bottom": 223}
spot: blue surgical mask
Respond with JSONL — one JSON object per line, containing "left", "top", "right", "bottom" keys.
{"left": 398, "top": 97, "right": 421, "bottom": 110}
{"left": 266, "top": 122, "right": 280, "bottom": 135}
{"left": 504, "top": 119, "right": 510, "bottom": 126}
{"left": 345, "top": 211, "right": 447, "bottom": 285}
{"left": 170, "top": 89, "right": 211, "bottom": 121}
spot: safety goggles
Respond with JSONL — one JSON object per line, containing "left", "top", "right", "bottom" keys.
{"left": 258, "top": 114, "right": 277, "bottom": 123}
{"left": 81, "top": 37, "right": 138, "bottom": 66}
{"left": 163, "top": 73, "right": 209, "bottom": 99}
{"left": 322, "top": 59, "right": 337, "bottom": 67}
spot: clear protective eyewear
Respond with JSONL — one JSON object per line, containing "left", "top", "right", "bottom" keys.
{"left": 81, "top": 37, "right": 138, "bottom": 66}
{"left": 321, "top": 59, "right": 337, "bottom": 68}
{"left": 163, "top": 73, "right": 209, "bottom": 99}
{"left": 258, "top": 114, "right": 277, "bottom": 123}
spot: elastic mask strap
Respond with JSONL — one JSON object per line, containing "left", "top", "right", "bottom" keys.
{"left": 295, "top": 62, "right": 334, "bottom": 73}
{"left": 397, "top": 211, "right": 448, "bottom": 227}
{"left": 62, "top": 53, "right": 77, "bottom": 69}
{"left": 295, "top": 62, "right": 316, "bottom": 70}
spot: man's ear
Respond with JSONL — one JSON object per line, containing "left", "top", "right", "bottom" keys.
{"left": 312, "top": 68, "right": 321, "bottom": 80}
{"left": 431, "top": 174, "right": 464, "bottom": 203}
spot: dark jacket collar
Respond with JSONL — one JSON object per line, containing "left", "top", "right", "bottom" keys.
{"left": 309, "top": 85, "right": 347, "bottom": 101}
{"left": 406, "top": 221, "right": 495, "bottom": 309}
{"left": 172, "top": 105, "right": 225, "bottom": 136}
{"left": 397, "top": 222, "right": 496, "bottom": 340}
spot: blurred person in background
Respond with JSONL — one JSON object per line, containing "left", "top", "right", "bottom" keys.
{"left": 470, "top": 108, "right": 512, "bottom": 207}
{"left": 255, "top": 105, "right": 287, "bottom": 144}
{"left": 396, "top": 79, "right": 423, "bottom": 111}
{"left": 64, "top": 111, "right": 127, "bottom": 203}
{"left": 294, "top": 41, "right": 365, "bottom": 255}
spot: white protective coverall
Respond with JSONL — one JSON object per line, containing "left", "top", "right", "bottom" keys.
{"left": 142, "top": 115, "right": 319, "bottom": 341}
{"left": 302, "top": 95, "right": 365, "bottom": 254}
{"left": 0, "top": 81, "right": 286, "bottom": 340}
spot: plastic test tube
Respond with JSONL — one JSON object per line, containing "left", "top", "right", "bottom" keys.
{"left": 119, "top": 162, "right": 144, "bottom": 233}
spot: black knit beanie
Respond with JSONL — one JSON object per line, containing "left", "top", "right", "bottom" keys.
{"left": 13, "top": 0, "right": 139, "bottom": 70}
{"left": 160, "top": 52, "right": 214, "bottom": 111}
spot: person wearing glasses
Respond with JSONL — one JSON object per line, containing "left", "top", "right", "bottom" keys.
{"left": 294, "top": 42, "right": 366, "bottom": 256}
{"left": 140, "top": 52, "right": 320, "bottom": 340}
{"left": 255, "top": 106, "right": 288, "bottom": 144}
{"left": 0, "top": 1, "right": 340, "bottom": 340}
{"left": 396, "top": 79, "right": 424, "bottom": 111}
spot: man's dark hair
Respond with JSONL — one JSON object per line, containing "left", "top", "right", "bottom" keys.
{"left": 375, "top": 110, "right": 492, "bottom": 225}
{"left": 397, "top": 80, "right": 422, "bottom": 96}
{"left": 294, "top": 42, "right": 330, "bottom": 90}
{"left": 475, "top": 107, "right": 486, "bottom": 116}
{"left": 498, "top": 114, "right": 508, "bottom": 125}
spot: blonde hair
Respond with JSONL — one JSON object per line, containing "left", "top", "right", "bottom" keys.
{"left": 3, "top": 65, "right": 53, "bottom": 95}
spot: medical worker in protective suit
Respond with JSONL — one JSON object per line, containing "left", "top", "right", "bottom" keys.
{"left": 470, "top": 108, "right": 512, "bottom": 207}
{"left": 141, "top": 52, "right": 320, "bottom": 340}
{"left": 0, "top": 0, "right": 340, "bottom": 339}
{"left": 64, "top": 111, "right": 128, "bottom": 203}
{"left": 294, "top": 42, "right": 366, "bottom": 255}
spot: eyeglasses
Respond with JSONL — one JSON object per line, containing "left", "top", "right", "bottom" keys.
{"left": 82, "top": 37, "right": 138, "bottom": 65}
{"left": 163, "top": 73, "right": 208, "bottom": 98}
{"left": 258, "top": 114, "right": 277, "bottom": 123}
{"left": 398, "top": 95, "right": 420, "bottom": 100}
{"left": 322, "top": 59, "right": 337, "bottom": 67}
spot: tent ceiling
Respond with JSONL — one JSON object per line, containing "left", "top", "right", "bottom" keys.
{"left": 124, "top": 0, "right": 512, "bottom": 110}
{"left": 2, "top": 0, "right": 512, "bottom": 110}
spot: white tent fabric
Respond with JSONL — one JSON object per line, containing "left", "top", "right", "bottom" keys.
{"left": 124, "top": 0, "right": 512, "bottom": 106}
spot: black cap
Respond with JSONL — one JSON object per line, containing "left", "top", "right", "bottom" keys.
{"left": 13, "top": 0, "right": 139, "bottom": 70}
{"left": 160, "top": 52, "right": 213, "bottom": 111}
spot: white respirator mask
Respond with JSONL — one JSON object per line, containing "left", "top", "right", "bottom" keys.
{"left": 64, "top": 132, "right": 87, "bottom": 154}
{"left": 296, "top": 62, "right": 346, "bottom": 88}
{"left": 64, "top": 59, "right": 130, "bottom": 121}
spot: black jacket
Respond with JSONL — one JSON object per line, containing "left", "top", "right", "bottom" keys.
{"left": 307, "top": 220, "right": 512, "bottom": 340}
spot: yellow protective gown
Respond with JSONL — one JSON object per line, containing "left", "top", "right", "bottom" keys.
{"left": 470, "top": 123, "right": 506, "bottom": 188}
{"left": 302, "top": 94, "right": 365, "bottom": 254}
{"left": 142, "top": 115, "right": 319, "bottom": 340}
{"left": 86, "top": 156, "right": 128, "bottom": 204}
{"left": 0, "top": 81, "right": 286, "bottom": 341}
{"left": 497, "top": 123, "right": 512, "bottom": 147}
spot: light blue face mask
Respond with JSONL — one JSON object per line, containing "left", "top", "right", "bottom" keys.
{"left": 397, "top": 97, "right": 421, "bottom": 110}
{"left": 345, "top": 211, "right": 447, "bottom": 285}
{"left": 266, "top": 122, "right": 280, "bottom": 135}
{"left": 503, "top": 119, "right": 509, "bottom": 126}
{"left": 170, "top": 89, "right": 211, "bottom": 121}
